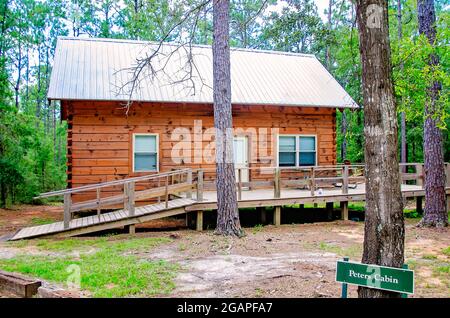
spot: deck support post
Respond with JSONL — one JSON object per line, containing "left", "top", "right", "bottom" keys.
{"left": 196, "top": 211, "right": 203, "bottom": 231}
{"left": 326, "top": 202, "right": 334, "bottom": 220}
{"left": 63, "top": 193, "right": 72, "bottom": 229}
{"left": 127, "top": 224, "right": 135, "bottom": 235}
{"left": 274, "top": 206, "right": 281, "bottom": 226}
{"left": 256, "top": 207, "right": 266, "bottom": 224}
{"left": 416, "top": 196, "right": 423, "bottom": 214}
{"left": 340, "top": 201, "right": 348, "bottom": 221}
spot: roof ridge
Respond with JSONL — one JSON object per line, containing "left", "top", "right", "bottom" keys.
{"left": 57, "top": 36, "right": 317, "bottom": 58}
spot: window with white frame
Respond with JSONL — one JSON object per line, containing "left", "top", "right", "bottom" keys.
{"left": 278, "top": 135, "right": 316, "bottom": 167}
{"left": 133, "top": 134, "right": 158, "bottom": 172}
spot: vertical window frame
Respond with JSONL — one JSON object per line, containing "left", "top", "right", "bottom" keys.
{"left": 277, "top": 134, "right": 317, "bottom": 167}
{"left": 132, "top": 133, "right": 159, "bottom": 173}
{"left": 278, "top": 135, "right": 298, "bottom": 167}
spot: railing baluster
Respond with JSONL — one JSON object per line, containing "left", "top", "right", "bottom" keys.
{"left": 157, "top": 177, "right": 161, "bottom": 203}
{"left": 197, "top": 169, "right": 204, "bottom": 202}
{"left": 63, "top": 193, "right": 71, "bottom": 229}
{"left": 416, "top": 163, "right": 424, "bottom": 188}
{"left": 274, "top": 168, "right": 281, "bottom": 198}
{"left": 237, "top": 168, "right": 242, "bottom": 201}
{"left": 129, "top": 181, "right": 135, "bottom": 217}
{"left": 342, "top": 165, "right": 349, "bottom": 194}
{"left": 96, "top": 188, "right": 101, "bottom": 218}
{"left": 124, "top": 182, "right": 129, "bottom": 213}
{"left": 165, "top": 175, "right": 169, "bottom": 209}
{"left": 187, "top": 170, "right": 193, "bottom": 199}
{"left": 310, "top": 167, "right": 315, "bottom": 196}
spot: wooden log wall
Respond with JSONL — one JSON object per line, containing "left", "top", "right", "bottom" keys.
{"left": 63, "top": 101, "right": 337, "bottom": 202}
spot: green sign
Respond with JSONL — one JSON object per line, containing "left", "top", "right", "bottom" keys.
{"left": 336, "top": 260, "right": 414, "bottom": 294}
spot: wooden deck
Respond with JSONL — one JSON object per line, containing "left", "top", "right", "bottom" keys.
{"left": 186, "top": 184, "right": 429, "bottom": 210}
{"left": 8, "top": 165, "right": 450, "bottom": 240}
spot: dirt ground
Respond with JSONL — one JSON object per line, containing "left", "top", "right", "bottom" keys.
{"left": 0, "top": 205, "right": 449, "bottom": 298}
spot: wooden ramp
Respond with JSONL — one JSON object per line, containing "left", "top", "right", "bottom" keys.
{"left": 10, "top": 198, "right": 195, "bottom": 240}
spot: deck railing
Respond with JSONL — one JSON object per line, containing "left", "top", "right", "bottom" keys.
{"left": 35, "top": 168, "right": 195, "bottom": 229}
{"left": 193, "top": 162, "right": 450, "bottom": 200}
{"left": 35, "top": 163, "right": 450, "bottom": 230}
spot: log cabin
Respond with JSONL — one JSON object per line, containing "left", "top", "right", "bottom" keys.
{"left": 14, "top": 36, "right": 443, "bottom": 240}
{"left": 47, "top": 37, "right": 358, "bottom": 203}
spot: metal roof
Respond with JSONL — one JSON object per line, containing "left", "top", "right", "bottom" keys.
{"left": 48, "top": 37, "right": 358, "bottom": 108}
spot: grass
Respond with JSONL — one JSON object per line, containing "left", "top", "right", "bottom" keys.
{"left": 442, "top": 246, "right": 450, "bottom": 257}
{"left": 31, "top": 237, "right": 170, "bottom": 253}
{"left": 303, "top": 241, "right": 362, "bottom": 259}
{"left": 30, "top": 217, "right": 55, "bottom": 225}
{"left": 422, "top": 254, "right": 438, "bottom": 260}
{"left": 434, "top": 264, "right": 450, "bottom": 274}
{"left": 406, "top": 257, "right": 449, "bottom": 293}
{"left": 0, "top": 237, "right": 177, "bottom": 297}
{"left": 252, "top": 224, "right": 264, "bottom": 234}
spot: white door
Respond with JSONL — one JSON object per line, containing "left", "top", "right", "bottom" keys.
{"left": 233, "top": 136, "right": 249, "bottom": 184}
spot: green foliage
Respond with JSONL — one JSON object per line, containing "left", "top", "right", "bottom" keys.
{"left": 0, "top": 0, "right": 66, "bottom": 207}
{"left": 390, "top": 0, "right": 450, "bottom": 162}
{"left": 261, "top": 0, "right": 326, "bottom": 54}
{"left": 403, "top": 208, "right": 421, "bottom": 219}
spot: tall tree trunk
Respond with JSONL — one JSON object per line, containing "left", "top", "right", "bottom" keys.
{"left": 25, "top": 45, "right": 29, "bottom": 103}
{"left": 212, "top": 0, "right": 243, "bottom": 237}
{"left": 14, "top": 37, "right": 22, "bottom": 109}
{"left": 326, "top": 0, "right": 333, "bottom": 70}
{"left": 53, "top": 101, "right": 57, "bottom": 164}
{"left": 45, "top": 47, "right": 50, "bottom": 134}
{"left": 36, "top": 45, "right": 41, "bottom": 127}
{"left": 417, "top": 0, "right": 447, "bottom": 227}
{"left": 340, "top": 110, "right": 347, "bottom": 161}
{"left": 356, "top": 0, "right": 405, "bottom": 298}
{"left": 397, "top": 0, "right": 407, "bottom": 171}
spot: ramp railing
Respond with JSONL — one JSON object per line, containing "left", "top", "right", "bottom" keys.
{"left": 34, "top": 168, "right": 196, "bottom": 229}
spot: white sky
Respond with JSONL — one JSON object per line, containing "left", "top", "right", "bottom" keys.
{"left": 315, "top": 0, "right": 329, "bottom": 20}
{"left": 270, "top": 0, "right": 329, "bottom": 20}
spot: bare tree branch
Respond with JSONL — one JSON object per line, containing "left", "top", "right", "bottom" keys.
{"left": 113, "top": 0, "right": 213, "bottom": 115}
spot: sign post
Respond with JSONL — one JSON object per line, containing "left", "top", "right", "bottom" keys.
{"left": 336, "top": 258, "right": 414, "bottom": 298}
